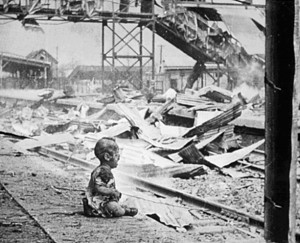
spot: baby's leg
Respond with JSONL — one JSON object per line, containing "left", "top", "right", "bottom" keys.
{"left": 105, "top": 201, "right": 125, "bottom": 217}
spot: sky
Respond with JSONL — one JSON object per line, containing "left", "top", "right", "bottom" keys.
{"left": 0, "top": 0, "right": 265, "bottom": 68}
{"left": 0, "top": 18, "right": 195, "bottom": 68}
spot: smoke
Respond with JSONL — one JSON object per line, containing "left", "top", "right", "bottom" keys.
{"left": 233, "top": 82, "right": 264, "bottom": 102}
{"left": 236, "top": 59, "right": 265, "bottom": 89}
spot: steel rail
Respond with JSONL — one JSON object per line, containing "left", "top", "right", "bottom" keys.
{"left": 37, "top": 148, "right": 260, "bottom": 225}
{"left": 37, "top": 147, "right": 300, "bottom": 242}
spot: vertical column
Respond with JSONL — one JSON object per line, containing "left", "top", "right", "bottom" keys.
{"left": 112, "top": 20, "right": 116, "bottom": 88}
{"left": 264, "top": 1, "right": 296, "bottom": 242}
{"left": 151, "top": 0, "right": 155, "bottom": 81}
{"left": 139, "top": 25, "right": 143, "bottom": 89}
{"left": 102, "top": 21, "right": 105, "bottom": 93}
{"left": 291, "top": 0, "right": 300, "bottom": 241}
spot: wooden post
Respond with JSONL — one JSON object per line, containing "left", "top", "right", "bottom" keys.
{"left": 0, "top": 55, "right": 2, "bottom": 89}
{"left": 265, "top": 1, "right": 296, "bottom": 243}
{"left": 291, "top": 0, "right": 300, "bottom": 240}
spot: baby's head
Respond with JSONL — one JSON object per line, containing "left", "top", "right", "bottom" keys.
{"left": 94, "top": 137, "right": 120, "bottom": 168}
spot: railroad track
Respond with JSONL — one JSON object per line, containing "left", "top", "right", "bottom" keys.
{"left": 0, "top": 183, "right": 55, "bottom": 243}
{"left": 36, "top": 146, "right": 280, "bottom": 242}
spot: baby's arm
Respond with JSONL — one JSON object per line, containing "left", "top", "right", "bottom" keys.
{"left": 94, "top": 174, "right": 122, "bottom": 200}
{"left": 94, "top": 183, "right": 122, "bottom": 200}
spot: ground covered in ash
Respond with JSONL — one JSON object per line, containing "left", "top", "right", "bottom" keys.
{"left": 0, "top": 184, "right": 54, "bottom": 243}
{"left": 158, "top": 166, "right": 300, "bottom": 230}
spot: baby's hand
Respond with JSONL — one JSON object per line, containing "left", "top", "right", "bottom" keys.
{"left": 111, "top": 189, "right": 122, "bottom": 200}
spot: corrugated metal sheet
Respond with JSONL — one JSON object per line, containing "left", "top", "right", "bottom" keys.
{"left": 122, "top": 190, "right": 195, "bottom": 229}
{"left": 205, "top": 139, "right": 265, "bottom": 168}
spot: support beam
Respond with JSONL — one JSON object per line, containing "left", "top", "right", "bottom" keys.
{"left": 102, "top": 20, "right": 155, "bottom": 90}
{"left": 264, "top": 1, "right": 296, "bottom": 242}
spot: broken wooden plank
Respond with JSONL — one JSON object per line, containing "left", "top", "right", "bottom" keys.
{"left": 183, "top": 103, "right": 243, "bottom": 138}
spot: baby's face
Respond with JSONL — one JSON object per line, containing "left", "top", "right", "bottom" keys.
{"left": 109, "top": 146, "right": 120, "bottom": 169}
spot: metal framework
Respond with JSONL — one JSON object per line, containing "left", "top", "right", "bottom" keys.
{"left": 101, "top": 16, "right": 155, "bottom": 90}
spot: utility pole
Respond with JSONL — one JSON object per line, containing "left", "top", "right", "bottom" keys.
{"left": 56, "top": 46, "right": 59, "bottom": 89}
{"left": 292, "top": 1, "right": 300, "bottom": 240}
{"left": 264, "top": 1, "right": 296, "bottom": 242}
{"left": 158, "top": 45, "right": 164, "bottom": 73}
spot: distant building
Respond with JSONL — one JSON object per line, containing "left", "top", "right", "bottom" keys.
{"left": 67, "top": 64, "right": 227, "bottom": 93}
{"left": 0, "top": 50, "right": 57, "bottom": 89}
{"left": 26, "top": 49, "right": 58, "bottom": 81}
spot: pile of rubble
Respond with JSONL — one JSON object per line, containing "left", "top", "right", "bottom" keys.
{"left": 0, "top": 84, "right": 265, "bottom": 180}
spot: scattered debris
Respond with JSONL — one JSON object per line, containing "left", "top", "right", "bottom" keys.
{"left": 0, "top": 84, "right": 266, "bottom": 181}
